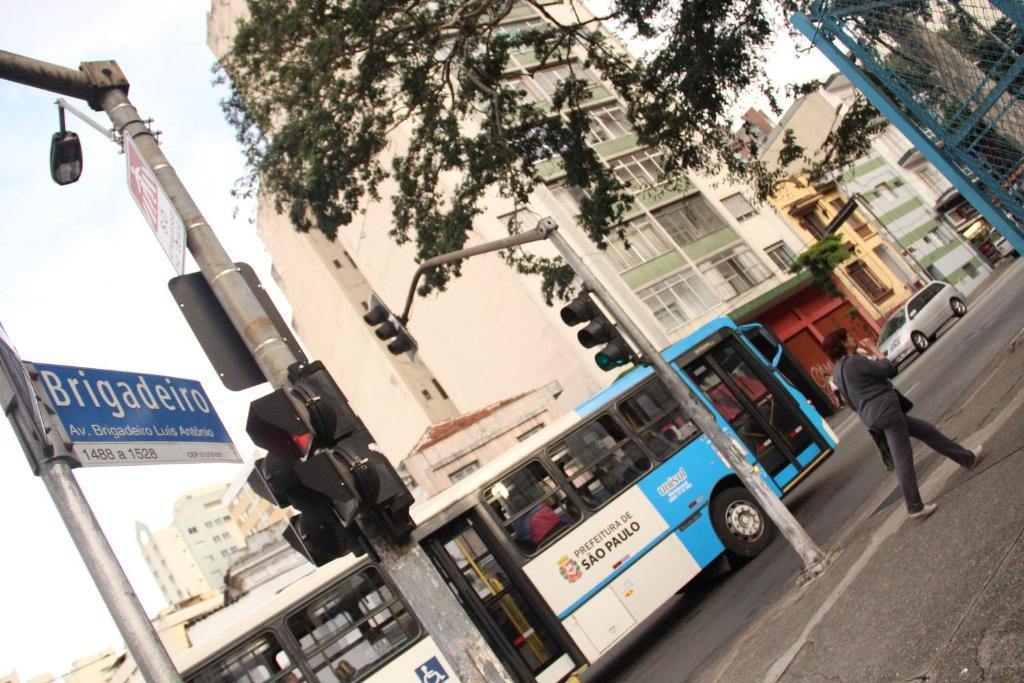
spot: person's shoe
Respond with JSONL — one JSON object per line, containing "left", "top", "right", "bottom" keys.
{"left": 968, "top": 444, "right": 985, "bottom": 470}
{"left": 908, "top": 503, "right": 938, "bottom": 520}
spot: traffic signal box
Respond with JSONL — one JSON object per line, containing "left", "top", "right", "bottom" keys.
{"left": 560, "top": 290, "right": 637, "bottom": 371}
{"left": 363, "top": 294, "right": 416, "bottom": 355}
{"left": 246, "top": 361, "right": 415, "bottom": 566}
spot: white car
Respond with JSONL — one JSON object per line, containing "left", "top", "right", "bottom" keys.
{"left": 878, "top": 281, "right": 968, "bottom": 366}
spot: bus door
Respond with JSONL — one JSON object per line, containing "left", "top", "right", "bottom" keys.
{"left": 682, "top": 335, "right": 825, "bottom": 489}
{"left": 423, "top": 513, "right": 579, "bottom": 683}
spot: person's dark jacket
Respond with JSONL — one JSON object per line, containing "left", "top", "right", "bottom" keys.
{"left": 833, "top": 355, "right": 901, "bottom": 431}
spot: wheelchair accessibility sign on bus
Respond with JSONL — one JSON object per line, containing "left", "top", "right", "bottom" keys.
{"left": 416, "top": 657, "right": 449, "bottom": 683}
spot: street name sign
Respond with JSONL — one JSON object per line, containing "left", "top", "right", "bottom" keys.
{"left": 31, "top": 362, "right": 240, "bottom": 467}
{"left": 125, "top": 136, "right": 186, "bottom": 275}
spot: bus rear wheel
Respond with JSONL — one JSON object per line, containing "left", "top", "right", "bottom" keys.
{"left": 711, "top": 487, "right": 775, "bottom": 561}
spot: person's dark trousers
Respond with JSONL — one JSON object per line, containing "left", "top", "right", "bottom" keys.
{"left": 882, "top": 414, "right": 975, "bottom": 512}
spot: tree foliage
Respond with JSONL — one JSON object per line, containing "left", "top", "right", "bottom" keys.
{"left": 217, "top": 0, "right": 862, "bottom": 303}
{"left": 788, "top": 233, "right": 851, "bottom": 299}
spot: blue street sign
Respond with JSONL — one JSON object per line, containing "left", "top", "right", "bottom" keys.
{"left": 31, "top": 362, "right": 240, "bottom": 467}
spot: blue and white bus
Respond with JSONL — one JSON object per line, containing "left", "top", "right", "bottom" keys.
{"left": 173, "top": 318, "right": 836, "bottom": 683}
{"left": 411, "top": 317, "right": 837, "bottom": 682}
{"left": 174, "top": 555, "right": 461, "bottom": 682}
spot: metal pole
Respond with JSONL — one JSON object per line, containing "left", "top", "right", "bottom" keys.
{"left": 0, "top": 49, "right": 93, "bottom": 101}
{"left": 40, "top": 460, "right": 183, "bottom": 682}
{"left": 399, "top": 228, "right": 549, "bottom": 322}
{"left": 0, "top": 341, "right": 181, "bottom": 682}
{"left": 94, "top": 84, "right": 298, "bottom": 390}
{"left": 360, "top": 518, "right": 513, "bottom": 683}
{"left": 541, "top": 219, "right": 830, "bottom": 579}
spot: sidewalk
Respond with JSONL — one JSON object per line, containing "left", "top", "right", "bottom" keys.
{"left": 710, "top": 327, "right": 1024, "bottom": 682}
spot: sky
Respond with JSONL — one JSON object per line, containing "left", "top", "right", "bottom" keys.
{"left": 0, "top": 1, "right": 837, "bottom": 679}
{"left": 0, "top": 1, "right": 284, "bottom": 678}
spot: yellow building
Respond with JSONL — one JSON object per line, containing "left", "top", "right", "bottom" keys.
{"left": 769, "top": 174, "right": 918, "bottom": 328}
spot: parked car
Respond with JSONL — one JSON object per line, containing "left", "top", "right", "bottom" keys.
{"left": 877, "top": 281, "right": 968, "bottom": 367}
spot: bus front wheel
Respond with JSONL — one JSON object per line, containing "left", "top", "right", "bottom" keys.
{"left": 710, "top": 487, "right": 775, "bottom": 561}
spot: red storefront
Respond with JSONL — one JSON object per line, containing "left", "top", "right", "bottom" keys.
{"left": 734, "top": 274, "right": 881, "bottom": 407}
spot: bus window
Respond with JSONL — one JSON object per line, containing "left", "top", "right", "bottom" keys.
{"left": 549, "top": 414, "right": 651, "bottom": 509}
{"left": 285, "top": 568, "right": 418, "bottom": 682}
{"left": 189, "top": 632, "right": 302, "bottom": 682}
{"left": 617, "top": 379, "right": 699, "bottom": 459}
{"left": 483, "top": 460, "right": 580, "bottom": 554}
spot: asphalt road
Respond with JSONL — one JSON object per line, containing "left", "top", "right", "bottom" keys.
{"left": 581, "top": 259, "right": 1024, "bottom": 683}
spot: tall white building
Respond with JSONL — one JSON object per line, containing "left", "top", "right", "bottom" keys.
{"left": 136, "top": 482, "right": 244, "bottom": 604}
{"left": 207, "top": 1, "right": 820, "bottom": 469}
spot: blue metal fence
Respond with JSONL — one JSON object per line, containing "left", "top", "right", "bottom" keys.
{"left": 794, "top": 0, "right": 1024, "bottom": 254}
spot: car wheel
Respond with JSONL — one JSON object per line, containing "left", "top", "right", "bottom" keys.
{"left": 950, "top": 297, "right": 967, "bottom": 317}
{"left": 710, "top": 487, "right": 775, "bottom": 561}
{"left": 911, "top": 330, "right": 929, "bottom": 352}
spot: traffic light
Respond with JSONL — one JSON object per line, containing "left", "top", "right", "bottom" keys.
{"left": 247, "top": 453, "right": 367, "bottom": 565}
{"left": 560, "top": 290, "right": 636, "bottom": 372}
{"left": 363, "top": 294, "right": 416, "bottom": 355}
{"left": 245, "top": 360, "right": 416, "bottom": 565}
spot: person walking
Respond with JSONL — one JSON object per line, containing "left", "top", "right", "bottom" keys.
{"left": 823, "top": 328, "right": 983, "bottom": 520}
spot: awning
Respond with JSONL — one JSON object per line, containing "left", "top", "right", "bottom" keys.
{"left": 730, "top": 271, "right": 814, "bottom": 322}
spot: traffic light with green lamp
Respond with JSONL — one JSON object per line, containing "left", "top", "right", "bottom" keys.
{"left": 245, "top": 360, "right": 415, "bottom": 566}
{"left": 560, "top": 290, "right": 637, "bottom": 371}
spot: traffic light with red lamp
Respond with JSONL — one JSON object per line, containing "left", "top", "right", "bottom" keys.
{"left": 246, "top": 360, "right": 415, "bottom": 566}
{"left": 560, "top": 289, "right": 637, "bottom": 371}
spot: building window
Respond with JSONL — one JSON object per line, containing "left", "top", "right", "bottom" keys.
{"left": 846, "top": 260, "right": 891, "bottom": 301}
{"left": 875, "top": 182, "right": 896, "bottom": 201}
{"left": 605, "top": 216, "right": 673, "bottom": 271}
{"left": 765, "top": 241, "right": 797, "bottom": 271}
{"left": 431, "top": 379, "right": 449, "bottom": 400}
{"left": 516, "top": 423, "right": 546, "bottom": 442}
{"left": 930, "top": 226, "right": 952, "bottom": 246}
{"left": 699, "top": 246, "right": 771, "bottom": 299}
{"left": 585, "top": 104, "right": 633, "bottom": 144}
{"left": 797, "top": 209, "right": 829, "bottom": 239}
{"left": 493, "top": 17, "right": 546, "bottom": 37}
{"left": 608, "top": 149, "right": 667, "bottom": 191}
{"left": 639, "top": 269, "right": 720, "bottom": 331}
{"left": 720, "top": 193, "right": 756, "bottom": 222}
{"left": 654, "top": 195, "right": 730, "bottom": 246}
{"left": 449, "top": 461, "right": 481, "bottom": 483}
{"left": 522, "top": 63, "right": 599, "bottom": 101}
